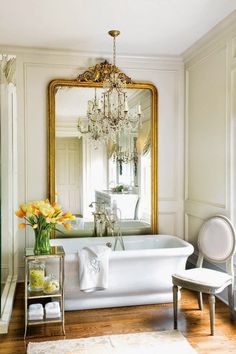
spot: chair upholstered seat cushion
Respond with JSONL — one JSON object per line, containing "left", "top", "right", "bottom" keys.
{"left": 172, "top": 268, "right": 232, "bottom": 290}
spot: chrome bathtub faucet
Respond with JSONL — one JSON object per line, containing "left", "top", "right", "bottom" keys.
{"left": 89, "top": 201, "right": 116, "bottom": 237}
{"left": 89, "top": 202, "right": 125, "bottom": 250}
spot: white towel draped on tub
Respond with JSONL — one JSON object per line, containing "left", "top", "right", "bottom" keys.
{"left": 78, "top": 245, "right": 111, "bottom": 292}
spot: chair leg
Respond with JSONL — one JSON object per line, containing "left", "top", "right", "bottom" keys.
{"left": 208, "top": 294, "right": 215, "bottom": 336}
{"left": 228, "top": 284, "right": 235, "bottom": 321}
{"left": 173, "top": 285, "right": 178, "bottom": 329}
{"left": 198, "top": 292, "right": 203, "bottom": 310}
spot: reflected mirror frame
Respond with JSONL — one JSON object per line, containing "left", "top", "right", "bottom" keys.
{"left": 48, "top": 79, "right": 158, "bottom": 235}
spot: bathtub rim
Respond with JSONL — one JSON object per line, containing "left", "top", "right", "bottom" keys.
{"left": 50, "top": 234, "right": 194, "bottom": 258}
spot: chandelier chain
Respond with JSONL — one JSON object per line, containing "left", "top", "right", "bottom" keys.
{"left": 113, "top": 36, "right": 116, "bottom": 67}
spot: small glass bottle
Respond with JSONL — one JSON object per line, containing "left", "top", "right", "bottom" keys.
{"left": 28, "top": 260, "right": 45, "bottom": 292}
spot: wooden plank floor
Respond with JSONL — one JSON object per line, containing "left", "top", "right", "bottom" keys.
{"left": 0, "top": 283, "right": 235, "bottom": 353}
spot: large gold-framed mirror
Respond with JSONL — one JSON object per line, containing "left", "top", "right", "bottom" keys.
{"left": 48, "top": 61, "right": 158, "bottom": 237}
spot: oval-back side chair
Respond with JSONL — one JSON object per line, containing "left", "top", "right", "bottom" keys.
{"left": 172, "top": 215, "right": 236, "bottom": 335}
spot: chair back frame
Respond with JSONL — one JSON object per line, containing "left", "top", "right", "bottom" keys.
{"left": 196, "top": 215, "right": 236, "bottom": 277}
{"left": 198, "top": 215, "right": 236, "bottom": 262}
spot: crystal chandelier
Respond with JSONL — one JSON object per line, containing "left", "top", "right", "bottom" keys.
{"left": 77, "top": 88, "right": 106, "bottom": 144}
{"left": 78, "top": 30, "right": 142, "bottom": 145}
{"left": 112, "top": 137, "right": 139, "bottom": 176}
{"left": 101, "top": 30, "right": 142, "bottom": 139}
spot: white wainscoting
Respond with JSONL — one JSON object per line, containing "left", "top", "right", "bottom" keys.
{"left": 0, "top": 47, "right": 185, "bottom": 281}
{"left": 184, "top": 13, "right": 236, "bottom": 307}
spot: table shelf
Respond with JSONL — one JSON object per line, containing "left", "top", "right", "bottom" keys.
{"left": 24, "top": 246, "right": 65, "bottom": 338}
{"left": 28, "top": 316, "right": 62, "bottom": 326}
{"left": 27, "top": 289, "right": 62, "bottom": 299}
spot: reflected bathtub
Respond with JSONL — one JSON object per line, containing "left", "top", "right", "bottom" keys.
{"left": 56, "top": 219, "right": 151, "bottom": 237}
{"left": 50, "top": 235, "right": 194, "bottom": 311}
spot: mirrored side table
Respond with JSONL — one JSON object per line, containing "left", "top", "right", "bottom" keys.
{"left": 24, "top": 246, "right": 65, "bottom": 338}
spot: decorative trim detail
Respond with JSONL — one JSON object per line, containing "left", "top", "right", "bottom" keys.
{"left": 185, "top": 198, "right": 226, "bottom": 209}
{"left": 77, "top": 60, "right": 132, "bottom": 83}
{"left": 183, "top": 10, "right": 236, "bottom": 63}
{"left": 233, "top": 36, "right": 236, "bottom": 59}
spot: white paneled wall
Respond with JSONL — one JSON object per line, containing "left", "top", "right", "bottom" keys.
{"left": 184, "top": 14, "right": 236, "bottom": 243}
{"left": 0, "top": 48, "right": 184, "bottom": 280}
{"left": 185, "top": 45, "right": 229, "bottom": 243}
{"left": 184, "top": 13, "right": 236, "bottom": 305}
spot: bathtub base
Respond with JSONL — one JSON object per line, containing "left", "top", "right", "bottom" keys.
{"left": 64, "top": 292, "right": 181, "bottom": 311}
{"left": 50, "top": 235, "right": 193, "bottom": 312}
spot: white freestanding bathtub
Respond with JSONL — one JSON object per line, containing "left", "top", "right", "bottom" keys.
{"left": 50, "top": 235, "right": 194, "bottom": 311}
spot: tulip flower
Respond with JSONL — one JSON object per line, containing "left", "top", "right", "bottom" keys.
{"left": 19, "top": 223, "right": 26, "bottom": 229}
{"left": 63, "top": 223, "right": 71, "bottom": 230}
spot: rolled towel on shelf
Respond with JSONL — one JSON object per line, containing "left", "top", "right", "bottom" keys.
{"left": 45, "top": 301, "right": 60, "bottom": 312}
{"left": 28, "top": 313, "right": 44, "bottom": 321}
{"left": 28, "top": 303, "right": 44, "bottom": 320}
{"left": 28, "top": 303, "right": 43, "bottom": 312}
{"left": 45, "top": 301, "right": 61, "bottom": 319}
{"left": 46, "top": 313, "right": 61, "bottom": 319}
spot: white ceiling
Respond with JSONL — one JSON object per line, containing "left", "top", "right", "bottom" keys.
{"left": 1, "top": 0, "right": 236, "bottom": 56}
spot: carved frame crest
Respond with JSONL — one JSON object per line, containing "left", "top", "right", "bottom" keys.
{"left": 77, "top": 60, "right": 132, "bottom": 84}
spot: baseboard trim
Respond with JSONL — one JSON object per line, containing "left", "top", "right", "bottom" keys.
{"left": 0, "top": 274, "right": 17, "bottom": 334}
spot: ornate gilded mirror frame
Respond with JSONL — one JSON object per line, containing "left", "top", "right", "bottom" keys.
{"left": 48, "top": 60, "right": 158, "bottom": 234}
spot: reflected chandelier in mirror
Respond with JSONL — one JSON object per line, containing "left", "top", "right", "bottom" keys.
{"left": 48, "top": 59, "right": 158, "bottom": 237}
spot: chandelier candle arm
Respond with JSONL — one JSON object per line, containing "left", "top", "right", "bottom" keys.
{"left": 98, "top": 99, "right": 102, "bottom": 110}
{"left": 124, "top": 97, "right": 128, "bottom": 112}
{"left": 138, "top": 104, "right": 141, "bottom": 115}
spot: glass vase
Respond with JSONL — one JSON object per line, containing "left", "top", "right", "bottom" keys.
{"left": 34, "top": 228, "right": 52, "bottom": 255}
{"left": 28, "top": 260, "right": 45, "bottom": 291}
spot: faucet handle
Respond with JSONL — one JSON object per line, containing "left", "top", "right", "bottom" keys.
{"left": 106, "top": 242, "right": 112, "bottom": 248}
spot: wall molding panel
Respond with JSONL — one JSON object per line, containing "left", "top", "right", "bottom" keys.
{"left": 232, "top": 36, "right": 236, "bottom": 59}
{"left": 184, "top": 14, "right": 236, "bottom": 271}
{"left": 158, "top": 211, "right": 178, "bottom": 237}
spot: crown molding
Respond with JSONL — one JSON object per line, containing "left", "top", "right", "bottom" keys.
{"left": 0, "top": 44, "right": 184, "bottom": 70}
{"left": 182, "top": 10, "right": 236, "bottom": 64}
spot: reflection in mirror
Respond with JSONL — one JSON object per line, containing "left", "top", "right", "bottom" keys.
{"left": 48, "top": 62, "right": 158, "bottom": 237}
{"left": 55, "top": 87, "right": 152, "bottom": 236}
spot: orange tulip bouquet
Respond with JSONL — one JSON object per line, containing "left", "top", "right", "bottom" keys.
{"left": 16, "top": 199, "right": 75, "bottom": 254}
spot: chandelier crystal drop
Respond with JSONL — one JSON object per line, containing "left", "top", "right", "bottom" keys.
{"left": 78, "top": 30, "right": 142, "bottom": 145}
{"left": 77, "top": 88, "right": 107, "bottom": 145}
{"left": 112, "top": 137, "right": 139, "bottom": 176}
